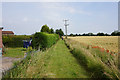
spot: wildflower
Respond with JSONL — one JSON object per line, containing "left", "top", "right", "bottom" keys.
{"left": 106, "top": 50, "right": 109, "bottom": 53}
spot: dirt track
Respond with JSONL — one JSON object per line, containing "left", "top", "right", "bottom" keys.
{"left": 1, "top": 57, "right": 21, "bottom": 72}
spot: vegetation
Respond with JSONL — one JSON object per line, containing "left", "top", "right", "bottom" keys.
{"left": 3, "top": 48, "right": 24, "bottom": 58}
{"left": 41, "top": 24, "right": 50, "bottom": 33}
{"left": 55, "top": 29, "right": 64, "bottom": 37}
{"left": 3, "top": 24, "right": 119, "bottom": 79}
{"left": 50, "top": 28, "right": 54, "bottom": 34}
{"left": 3, "top": 47, "right": 32, "bottom": 58}
{"left": 97, "top": 32, "right": 105, "bottom": 36}
{"left": 3, "top": 40, "right": 90, "bottom": 78}
{"left": 64, "top": 38, "right": 120, "bottom": 79}
{"left": 2, "top": 35, "right": 32, "bottom": 47}
{"left": 67, "top": 36, "right": 118, "bottom": 53}
{"left": 40, "top": 24, "right": 64, "bottom": 37}
{"left": 32, "top": 32, "right": 59, "bottom": 50}
{"left": 69, "top": 30, "right": 120, "bottom": 36}
{"left": 111, "top": 30, "right": 120, "bottom": 36}
{"left": 40, "top": 25, "right": 54, "bottom": 34}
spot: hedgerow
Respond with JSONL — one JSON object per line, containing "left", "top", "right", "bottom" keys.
{"left": 2, "top": 35, "right": 32, "bottom": 47}
{"left": 32, "top": 32, "right": 59, "bottom": 50}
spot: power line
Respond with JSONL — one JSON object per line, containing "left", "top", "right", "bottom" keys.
{"left": 63, "top": 19, "right": 69, "bottom": 39}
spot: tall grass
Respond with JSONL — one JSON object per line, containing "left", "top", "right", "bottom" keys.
{"left": 64, "top": 38, "right": 120, "bottom": 79}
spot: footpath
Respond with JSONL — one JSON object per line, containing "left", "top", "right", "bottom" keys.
{"left": 31, "top": 40, "right": 90, "bottom": 78}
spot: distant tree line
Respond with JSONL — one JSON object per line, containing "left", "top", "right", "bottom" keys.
{"left": 69, "top": 30, "right": 120, "bottom": 36}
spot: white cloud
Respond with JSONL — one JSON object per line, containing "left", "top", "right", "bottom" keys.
{"left": 68, "top": 7, "right": 76, "bottom": 13}
{"left": 67, "top": 7, "right": 92, "bottom": 15}
{"left": 39, "top": 3, "right": 91, "bottom": 16}
{"left": 23, "top": 17, "right": 28, "bottom": 22}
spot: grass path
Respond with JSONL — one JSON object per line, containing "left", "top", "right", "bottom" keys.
{"left": 4, "top": 40, "right": 90, "bottom": 78}
{"left": 30, "top": 39, "right": 90, "bottom": 78}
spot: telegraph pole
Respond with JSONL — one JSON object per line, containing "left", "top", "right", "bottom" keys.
{"left": 63, "top": 19, "right": 69, "bottom": 39}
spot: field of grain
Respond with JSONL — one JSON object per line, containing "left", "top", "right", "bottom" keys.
{"left": 68, "top": 36, "right": 118, "bottom": 53}
{"left": 65, "top": 37, "right": 120, "bottom": 79}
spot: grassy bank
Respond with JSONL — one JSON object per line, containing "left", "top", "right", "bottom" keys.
{"left": 64, "top": 38, "right": 120, "bottom": 79}
{"left": 3, "top": 40, "right": 90, "bottom": 78}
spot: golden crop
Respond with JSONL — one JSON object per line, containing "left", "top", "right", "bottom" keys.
{"left": 67, "top": 36, "right": 118, "bottom": 53}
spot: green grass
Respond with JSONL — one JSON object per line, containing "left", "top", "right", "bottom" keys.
{"left": 3, "top": 47, "right": 29, "bottom": 58}
{"left": 3, "top": 40, "right": 90, "bottom": 78}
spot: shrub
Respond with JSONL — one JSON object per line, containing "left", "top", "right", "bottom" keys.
{"left": 2, "top": 35, "right": 32, "bottom": 47}
{"left": 32, "top": 32, "right": 59, "bottom": 50}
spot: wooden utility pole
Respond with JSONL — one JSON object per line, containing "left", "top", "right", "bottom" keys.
{"left": 63, "top": 19, "right": 69, "bottom": 39}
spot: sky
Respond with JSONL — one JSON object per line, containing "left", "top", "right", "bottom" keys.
{"left": 2, "top": 2, "right": 118, "bottom": 35}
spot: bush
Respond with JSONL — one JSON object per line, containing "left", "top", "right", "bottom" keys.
{"left": 32, "top": 32, "right": 59, "bottom": 50}
{"left": 2, "top": 35, "right": 32, "bottom": 47}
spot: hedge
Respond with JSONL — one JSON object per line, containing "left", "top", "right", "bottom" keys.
{"left": 32, "top": 32, "right": 59, "bottom": 50}
{"left": 2, "top": 35, "right": 32, "bottom": 47}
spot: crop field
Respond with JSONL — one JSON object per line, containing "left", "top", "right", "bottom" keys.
{"left": 68, "top": 36, "right": 118, "bottom": 53}
{"left": 66, "top": 36, "right": 119, "bottom": 66}
{"left": 65, "top": 36, "right": 120, "bottom": 79}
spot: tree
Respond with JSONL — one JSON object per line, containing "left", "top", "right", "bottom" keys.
{"left": 111, "top": 30, "right": 120, "bottom": 36}
{"left": 50, "top": 28, "right": 54, "bottom": 34}
{"left": 40, "top": 25, "right": 50, "bottom": 33}
{"left": 117, "top": 32, "right": 120, "bottom": 36}
{"left": 82, "top": 33, "right": 86, "bottom": 36}
{"left": 105, "top": 33, "right": 110, "bottom": 36}
{"left": 88, "top": 33, "right": 94, "bottom": 36}
{"left": 55, "top": 29, "right": 64, "bottom": 37}
{"left": 70, "top": 33, "right": 74, "bottom": 36}
{"left": 79, "top": 34, "right": 81, "bottom": 36}
{"left": 75, "top": 34, "right": 78, "bottom": 36}
{"left": 97, "top": 32, "right": 105, "bottom": 36}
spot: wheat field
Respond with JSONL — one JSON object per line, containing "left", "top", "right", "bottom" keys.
{"left": 67, "top": 36, "right": 118, "bottom": 53}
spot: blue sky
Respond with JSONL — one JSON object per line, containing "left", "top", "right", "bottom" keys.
{"left": 2, "top": 2, "right": 118, "bottom": 35}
